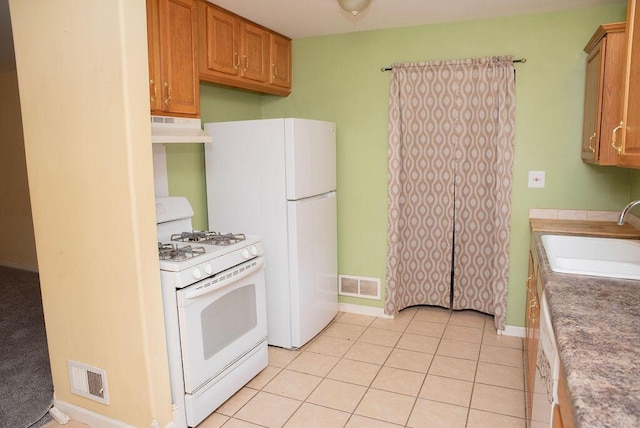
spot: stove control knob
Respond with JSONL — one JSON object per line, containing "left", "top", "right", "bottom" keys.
{"left": 242, "top": 249, "right": 250, "bottom": 259}
{"left": 250, "top": 246, "right": 258, "bottom": 256}
{"left": 204, "top": 263, "right": 213, "bottom": 275}
{"left": 193, "top": 268, "right": 202, "bottom": 279}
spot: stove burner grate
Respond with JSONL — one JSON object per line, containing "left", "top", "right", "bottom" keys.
{"left": 171, "top": 231, "right": 246, "bottom": 246}
{"left": 158, "top": 243, "right": 206, "bottom": 261}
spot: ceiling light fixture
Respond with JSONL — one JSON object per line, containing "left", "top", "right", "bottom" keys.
{"left": 338, "top": 0, "right": 373, "bottom": 16}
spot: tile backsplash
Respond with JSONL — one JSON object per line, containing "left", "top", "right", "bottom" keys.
{"left": 528, "top": 209, "right": 640, "bottom": 229}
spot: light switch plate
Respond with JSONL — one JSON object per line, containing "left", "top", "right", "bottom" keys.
{"left": 528, "top": 171, "right": 545, "bottom": 188}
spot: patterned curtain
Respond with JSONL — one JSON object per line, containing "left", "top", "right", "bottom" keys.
{"left": 386, "top": 56, "right": 516, "bottom": 330}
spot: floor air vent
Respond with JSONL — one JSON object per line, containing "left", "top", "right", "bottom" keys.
{"left": 67, "top": 360, "right": 109, "bottom": 405}
{"left": 338, "top": 274, "right": 381, "bottom": 300}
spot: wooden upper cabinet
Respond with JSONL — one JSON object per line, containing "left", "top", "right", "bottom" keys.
{"left": 240, "top": 22, "right": 269, "bottom": 82}
{"left": 270, "top": 33, "right": 292, "bottom": 89}
{"left": 617, "top": 0, "right": 640, "bottom": 167}
{"left": 147, "top": 0, "right": 163, "bottom": 112}
{"left": 581, "top": 23, "right": 625, "bottom": 165}
{"left": 147, "top": 0, "right": 199, "bottom": 116}
{"left": 201, "top": 4, "right": 240, "bottom": 76}
{"left": 196, "top": 0, "right": 291, "bottom": 96}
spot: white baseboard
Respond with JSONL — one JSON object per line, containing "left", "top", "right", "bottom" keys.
{"left": 54, "top": 400, "right": 135, "bottom": 428}
{"left": 502, "top": 325, "right": 525, "bottom": 337}
{"left": 339, "top": 303, "right": 527, "bottom": 336}
{"left": 338, "top": 302, "right": 393, "bottom": 319}
{"left": 54, "top": 400, "right": 176, "bottom": 428}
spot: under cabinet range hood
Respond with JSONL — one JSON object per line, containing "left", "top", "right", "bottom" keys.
{"left": 151, "top": 115, "right": 212, "bottom": 144}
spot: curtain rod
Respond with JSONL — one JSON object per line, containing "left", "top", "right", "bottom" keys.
{"left": 380, "top": 58, "right": 526, "bottom": 72}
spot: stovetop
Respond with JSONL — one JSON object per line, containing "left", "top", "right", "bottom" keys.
{"left": 158, "top": 243, "right": 206, "bottom": 261}
{"left": 170, "top": 231, "right": 247, "bottom": 246}
{"left": 157, "top": 234, "right": 262, "bottom": 273}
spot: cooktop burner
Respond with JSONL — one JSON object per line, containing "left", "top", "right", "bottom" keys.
{"left": 171, "top": 231, "right": 247, "bottom": 246}
{"left": 158, "top": 243, "right": 206, "bottom": 261}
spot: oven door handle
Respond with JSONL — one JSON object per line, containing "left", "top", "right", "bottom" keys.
{"left": 183, "top": 257, "right": 264, "bottom": 300}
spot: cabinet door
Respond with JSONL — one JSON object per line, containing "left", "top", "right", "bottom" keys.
{"left": 529, "top": 272, "right": 541, "bottom": 423}
{"left": 147, "top": 0, "right": 163, "bottom": 112}
{"left": 618, "top": 0, "right": 640, "bottom": 167}
{"left": 557, "top": 363, "right": 576, "bottom": 428}
{"left": 158, "top": 0, "right": 199, "bottom": 115}
{"left": 201, "top": 3, "right": 240, "bottom": 76}
{"left": 582, "top": 24, "right": 625, "bottom": 165}
{"left": 240, "top": 21, "right": 269, "bottom": 82}
{"left": 270, "top": 33, "right": 292, "bottom": 89}
{"left": 524, "top": 251, "right": 537, "bottom": 417}
{"left": 195, "top": 1, "right": 291, "bottom": 96}
{"left": 581, "top": 41, "right": 603, "bottom": 163}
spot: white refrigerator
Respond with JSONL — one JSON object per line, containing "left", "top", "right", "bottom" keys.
{"left": 204, "top": 118, "right": 338, "bottom": 349}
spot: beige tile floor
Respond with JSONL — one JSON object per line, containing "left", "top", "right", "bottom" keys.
{"left": 205, "top": 306, "right": 524, "bottom": 428}
{"left": 44, "top": 306, "right": 525, "bottom": 428}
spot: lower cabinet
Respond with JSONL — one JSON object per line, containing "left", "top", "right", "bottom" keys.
{"left": 526, "top": 237, "right": 574, "bottom": 428}
{"left": 553, "top": 363, "right": 576, "bottom": 428}
{"left": 524, "top": 248, "right": 540, "bottom": 420}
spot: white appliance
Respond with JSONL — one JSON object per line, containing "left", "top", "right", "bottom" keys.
{"left": 204, "top": 118, "right": 338, "bottom": 349}
{"left": 151, "top": 115, "right": 212, "bottom": 198}
{"left": 531, "top": 292, "right": 560, "bottom": 427}
{"left": 156, "top": 197, "right": 267, "bottom": 427}
{"left": 151, "top": 115, "right": 212, "bottom": 144}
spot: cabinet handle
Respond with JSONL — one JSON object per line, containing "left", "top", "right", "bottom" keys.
{"left": 273, "top": 64, "right": 278, "bottom": 79}
{"left": 163, "top": 82, "right": 171, "bottom": 105}
{"left": 588, "top": 133, "right": 596, "bottom": 154}
{"left": 233, "top": 52, "right": 239, "bottom": 70}
{"left": 243, "top": 55, "right": 248, "bottom": 72}
{"left": 528, "top": 299, "right": 538, "bottom": 321}
{"left": 150, "top": 79, "right": 157, "bottom": 103}
{"left": 612, "top": 121, "right": 624, "bottom": 154}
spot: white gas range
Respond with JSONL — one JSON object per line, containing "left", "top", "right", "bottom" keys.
{"left": 156, "top": 197, "right": 267, "bottom": 427}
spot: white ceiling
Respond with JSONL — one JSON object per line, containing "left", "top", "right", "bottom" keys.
{"left": 207, "top": 0, "right": 626, "bottom": 39}
{"left": 0, "top": 0, "right": 625, "bottom": 73}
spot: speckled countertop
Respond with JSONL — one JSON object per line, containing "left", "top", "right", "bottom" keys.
{"left": 532, "top": 231, "right": 640, "bottom": 427}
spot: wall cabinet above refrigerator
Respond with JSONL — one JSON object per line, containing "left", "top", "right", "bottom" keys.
{"left": 196, "top": 0, "right": 292, "bottom": 96}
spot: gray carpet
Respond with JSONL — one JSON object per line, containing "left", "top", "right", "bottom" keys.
{"left": 0, "top": 266, "right": 53, "bottom": 427}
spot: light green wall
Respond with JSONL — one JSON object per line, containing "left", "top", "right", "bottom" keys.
{"left": 263, "top": 4, "right": 631, "bottom": 326}
{"left": 630, "top": 171, "right": 640, "bottom": 199}
{"left": 169, "top": 4, "right": 633, "bottom": 327}
{"left": 166, "top": 83, "right": 263, "bottom": 229}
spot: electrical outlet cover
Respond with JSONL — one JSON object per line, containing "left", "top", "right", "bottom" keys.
{"left": 528, "top": 171, "right": 545, "bottom": 188}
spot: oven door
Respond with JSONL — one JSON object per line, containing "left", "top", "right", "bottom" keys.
{"left": 176, "top": 256, "right": 267, "bottom": 394}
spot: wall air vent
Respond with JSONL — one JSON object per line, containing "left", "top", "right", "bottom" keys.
{"left": 67, "top": 360, "right": 109, "bottom": 405}
{"left": 338, "top": 274, "right": 381, "bottom": 300}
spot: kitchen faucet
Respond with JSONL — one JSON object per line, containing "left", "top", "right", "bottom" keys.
{"left": 617, "top": 199, "right": 640, "bottom": 225}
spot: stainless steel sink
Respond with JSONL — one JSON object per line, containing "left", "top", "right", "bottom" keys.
{"left": 541, "top": 235, "right": 640, "bottom": 280}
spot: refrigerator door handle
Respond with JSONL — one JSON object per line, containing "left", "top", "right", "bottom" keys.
{"left": 287, "top": 190, "right": 336, "bottom": 203}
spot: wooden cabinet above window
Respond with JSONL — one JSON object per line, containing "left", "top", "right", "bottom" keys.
{"left": 196, "top": 0, "right": 292, "bottom": 96}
